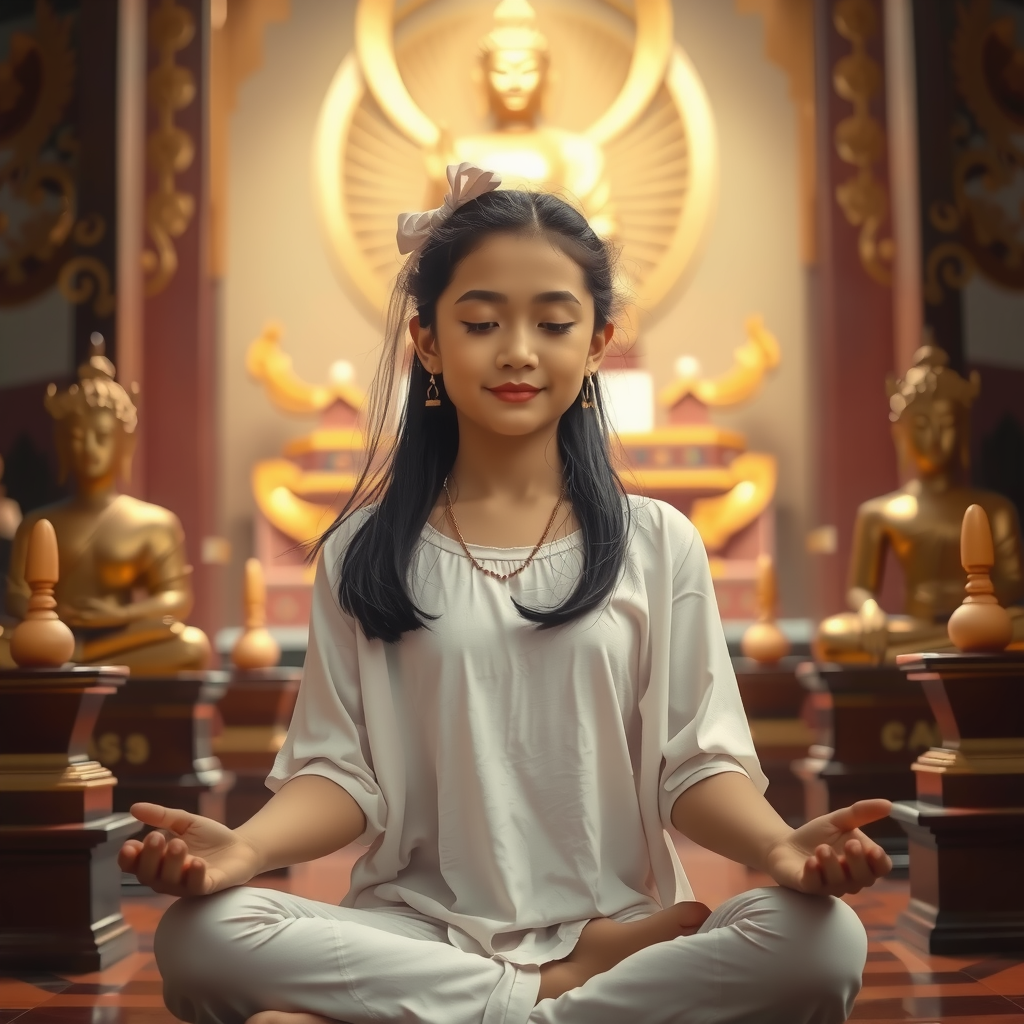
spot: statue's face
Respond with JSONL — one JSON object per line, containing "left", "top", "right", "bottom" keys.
{"left": 901, "top": 397, "right": 961, "bottom": 474}
{"left": 67, "top": 407, "right": 121, "bottom": 482}
{"left": 485, "top": 48, "right": 544, "bottom": 116}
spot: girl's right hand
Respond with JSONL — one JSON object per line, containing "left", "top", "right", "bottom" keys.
{"left": 117, "top": 801, "right": 262, "bottom": 897}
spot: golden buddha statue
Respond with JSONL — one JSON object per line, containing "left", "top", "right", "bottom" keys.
{"left": 814, "top": 343, "right": 1024, "bottom": 664}
{"left": 428, "top": 0, "right": 616, "bottom": 237}
{"left": 0, "top": 339, "right": 211, "bottom": 673}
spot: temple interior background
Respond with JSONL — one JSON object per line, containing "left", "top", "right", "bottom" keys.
{"left": 2, "top": 0, "right": 1024, "bottom": 1021}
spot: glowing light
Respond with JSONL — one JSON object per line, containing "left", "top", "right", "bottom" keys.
{"left": 675, "top": 355, "right": 701, "bottom": 378}
{"left": 329, "top": 360, "right": 355, "bottom": 385}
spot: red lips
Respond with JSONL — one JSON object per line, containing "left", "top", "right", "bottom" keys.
{"left": 489, "top": 383, "right": 541, "bottom": 393}
{"left": 487, "top": 382, "right": 542, "bottom": 403}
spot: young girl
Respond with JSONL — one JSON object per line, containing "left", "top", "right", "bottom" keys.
{"left": 122, "top": 163, "right": 892, "bottom": 1024}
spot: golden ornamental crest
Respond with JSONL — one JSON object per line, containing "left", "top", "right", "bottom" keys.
{"left": 312, "top": 0, "right": 718, "bottom": 325}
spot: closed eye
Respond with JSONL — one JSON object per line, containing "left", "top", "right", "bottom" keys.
{"left": 460, "top": 321, "right": 498, "bottom": 334}
{"left": 541, "top": 322, "right": 576, "bottom": 333}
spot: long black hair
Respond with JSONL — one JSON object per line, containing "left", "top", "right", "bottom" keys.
{"left": 312, "top": 188, "right": 631, "bottom": 643}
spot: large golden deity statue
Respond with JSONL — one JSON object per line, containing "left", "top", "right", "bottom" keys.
{"left": 815, "top": 344, "right": 1024, "bottom": 664}
{"left": 426, "top": 0, "right": 614, "bottom": 236}
{"left": 0, "top": 341, "right": 210, "bottom": 673}
{"left": 315, "top": 0, "right": 717, "bottom": 322}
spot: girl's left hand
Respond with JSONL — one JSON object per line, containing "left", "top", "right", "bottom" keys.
{"left": 765, "top": 799, "right": 894, "bottom": 896}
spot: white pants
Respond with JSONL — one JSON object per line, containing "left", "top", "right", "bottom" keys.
{"left": 155, "top": 885, "right": 867, "bottom": 1024}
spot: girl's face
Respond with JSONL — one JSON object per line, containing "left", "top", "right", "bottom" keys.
{"left": 411, "top": 232, "right": 612, "bottom": 439}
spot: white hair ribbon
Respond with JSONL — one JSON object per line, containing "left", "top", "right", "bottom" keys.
{"left": 396, "top": 162, "right": 502, "bottom": 255}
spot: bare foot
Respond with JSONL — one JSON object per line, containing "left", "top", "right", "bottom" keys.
{"left": 246, "top": 1012, "right": 341, "bottom": 1024}
{"left": 537, "top": 901, "right": 711, "bottom": 1004}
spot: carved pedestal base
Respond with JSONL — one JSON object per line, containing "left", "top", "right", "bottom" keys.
{"left": 91, "top": 670, "right": 235, "bottom": 820}
{"left": 0, "top": 815, "right": 142, "bottom": 971}
{"left": 213, "top": 667, "right": 300, "bottom": 830}
{"left": 734, "top": 656, "right": 812, "bottom": 826}
{"left": 791, "top": 663, "right": 939, "bottom": 872}
{"left": 893, "top": 652, "right": 1024, "bottom": 954}
{"left": 891, "top": 803, "right": 1024, "bottom": 953}
{"left": 0, "top": 666, "right": 141, "bottom": 971}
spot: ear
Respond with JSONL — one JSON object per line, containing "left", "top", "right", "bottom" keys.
{"left": 119, "top": 430, "right": 137, "bottom": 486}
{"left": 586, "top": 321, "right": 616, "bottom": 374}
{"left": 409, "top": 315, "right": 442, "bottom": 375}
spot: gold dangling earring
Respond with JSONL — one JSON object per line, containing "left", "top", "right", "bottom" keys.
{"left": 581, "top": 371, "right": 595, "bottom": 410}
{"left": 425, "top": 373, "right": 441, "bottom": 407}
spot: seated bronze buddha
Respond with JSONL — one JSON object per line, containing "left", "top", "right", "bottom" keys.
{"left": 814, "top": 344, "right": 1024, "bottom": 664}
{"left": 0, "top": 342, "right": 210, "bottom": 673}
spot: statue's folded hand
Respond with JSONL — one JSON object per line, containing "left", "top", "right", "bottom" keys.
{"left": 62, "top": 596, "right": 129, "bottom": 628}
{"left": 857, "top": 598, "right": 889, "bottom": 664}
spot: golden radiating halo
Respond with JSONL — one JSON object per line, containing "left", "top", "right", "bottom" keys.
{"left": 312, "top": 0, "right": 719, "bottom": 325}
{"left": 356, "top": 0, "right": 673, "bottom": 149}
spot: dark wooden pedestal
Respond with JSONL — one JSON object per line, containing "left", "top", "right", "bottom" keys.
{"left": 734, "top": 656, "right": 812, "bottom": 826}
{"left": 90, "top": 670, "right": 236, "bottom": 822}
{"left": 892, "top": 652, "right": 1024, "bottom": 955}
{"left": 0, "top": 666, "right": 142, "bottom": 971}
{"left": 791, "top": 662, "right": 939, "bottom": 873}
{"left": 212, "top": 667, "right": 301, "bottom": 830}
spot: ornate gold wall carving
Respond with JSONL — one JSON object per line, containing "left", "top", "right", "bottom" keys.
{"left": 143, "top": 0, "right": 197, "bottom": 298}
{"left": 0, "top": 0, "right": 115, "bottom": 316}
{"left": 831, "top": 0, "right": 893, "bottom": 286}
{"left": 924, "top": 0, "right": 1024, "bottom": 304}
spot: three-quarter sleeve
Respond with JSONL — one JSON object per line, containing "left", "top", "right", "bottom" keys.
{"left": 265, "top": 539, "right": 388, "bottom": 846}
{"left": 657, "top": 519, "right": 767, "bottom": 830}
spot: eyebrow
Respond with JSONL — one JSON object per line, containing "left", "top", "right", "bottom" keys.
{"left": 454, "top": 289, "right": 582, "bottom": 306}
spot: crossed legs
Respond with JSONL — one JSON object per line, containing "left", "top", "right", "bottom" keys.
{"left": 155, "top": 886, "right": 866, "bottom": 1024}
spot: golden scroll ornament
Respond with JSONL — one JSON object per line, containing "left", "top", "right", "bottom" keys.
{"left": 831, "top": 0, "right": 893, "bottom": 286}
{"left": 924, "top": 0, "right": 1024, "bottom": 304}
{"left": 0, "top": 0, "right": 115, "bottom": 316}
{"left": 312, "top": 0, "right": 718, "bottom": 325}
{"left": 143, "top": 0, "right": 197, "bottom": 298}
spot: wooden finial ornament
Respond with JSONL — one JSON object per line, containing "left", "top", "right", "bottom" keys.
{"left": 741, "top": 554, "right": 791, "bottom": 664}
{"left": 10, "top": 518, "right": 76, "bottom": 667}
{"left": 231, "top": 558, "right": 281, "bottom": 670}
{"left": 947, "top": 503, "right": 1013, "bottom": 652}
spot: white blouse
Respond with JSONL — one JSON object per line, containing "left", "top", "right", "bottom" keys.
{"left": 267, "top": 496, "right": 766, "bottom": 966}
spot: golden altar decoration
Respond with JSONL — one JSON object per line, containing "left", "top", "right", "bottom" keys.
{"left": 312, "top": 0, "right": 718, "bottom": 325}
{"left": 248, "top": 316, "right": 780, "bottom": 625}
{"left": 617, "top": 315, "right": 780, "bottom": 619}
{"left": 247, "top": 324, "right": 367, "bottom": 626}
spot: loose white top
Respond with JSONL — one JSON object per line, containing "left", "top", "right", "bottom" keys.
{"left": 267, "top": 496, "right": 767, "bottom": 966}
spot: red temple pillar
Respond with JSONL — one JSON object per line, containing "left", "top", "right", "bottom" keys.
{"left": 139, "top": 0, "right": 222, "bottom": 642}
{"left": 810, "top": 0, "right": 899, "bottom": 620}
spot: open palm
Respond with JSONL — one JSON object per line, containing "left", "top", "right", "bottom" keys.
{"left": 765, "top": 799, "right": 894, "bottom": 897}
{"left": 117, "top": 802, "right": 260, "bottom": 897}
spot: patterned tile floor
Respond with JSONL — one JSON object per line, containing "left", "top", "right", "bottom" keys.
{"left": 2, "top": 838, "right": 1022, "bottom": 1024}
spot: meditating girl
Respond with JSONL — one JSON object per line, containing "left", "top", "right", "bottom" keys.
{"left": 122, "top": 163, "right": 892, "bottom": 1024}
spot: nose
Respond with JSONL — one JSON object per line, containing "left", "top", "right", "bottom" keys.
{"left": 497, "top": 320, "right": 539, "bottom": 370}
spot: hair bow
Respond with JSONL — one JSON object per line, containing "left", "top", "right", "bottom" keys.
{"left": 396, "top": 162, "right": 502, "bottom": 255}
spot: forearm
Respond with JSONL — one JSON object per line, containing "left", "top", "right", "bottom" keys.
{"left": 234, "top": 774, "right": 368, "bottom": 873}
{"left": 669, "top": 771, "right": 792, "bottom": 874}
